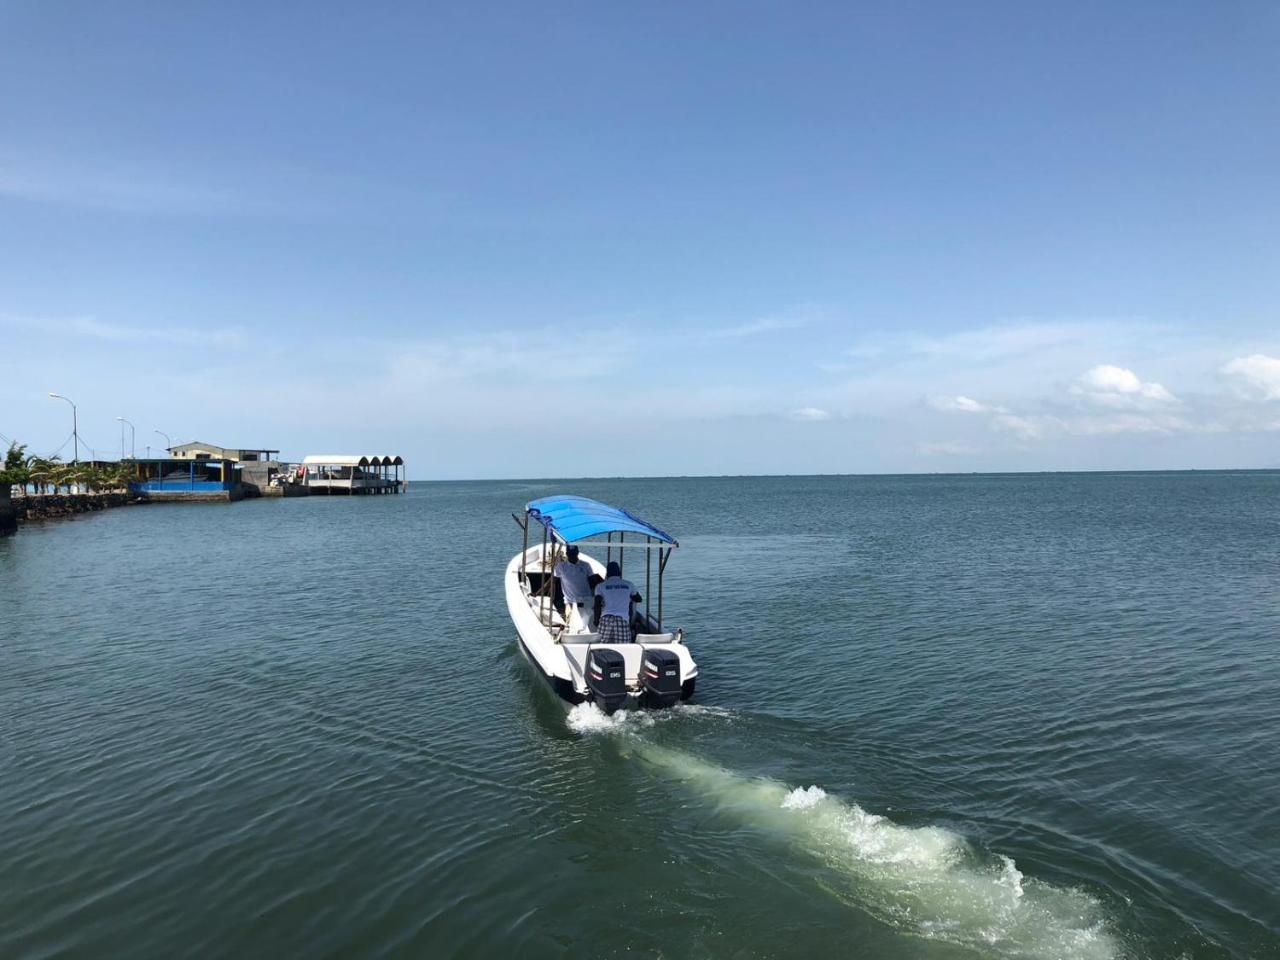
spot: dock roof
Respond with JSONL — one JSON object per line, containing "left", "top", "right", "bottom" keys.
{"left": 171, "top": 441, "right": 278, "bottom": 453}
{"left": 302, "top": 455, "right": 403, "bottom": 466}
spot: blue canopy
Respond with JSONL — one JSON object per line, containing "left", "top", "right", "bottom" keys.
{"left": 526, "top": 495, "right": 678, "bottom": 546}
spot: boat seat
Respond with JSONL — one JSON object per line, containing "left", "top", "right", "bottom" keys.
{"left": 635, "top": 633, "right": 675, "bottom": 644}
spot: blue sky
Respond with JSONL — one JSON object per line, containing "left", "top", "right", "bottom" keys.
{"left": 2, "top": 1, "right": 1278, "bottom": 477}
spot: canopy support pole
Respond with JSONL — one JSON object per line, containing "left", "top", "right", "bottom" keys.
{"left": 519, "top": 512, "right": 529, "bottom": 579}
{"left": 619, "top": 531, "right": 624, "bottom": 575}
{"left": 658, "top": 547, "right": 671, "bottom": 631}
{"left": 645, "top": 535, "right": 651, "bottom": 625}
{"left": 540, "top": 522, "right": 548, "bottom": 623}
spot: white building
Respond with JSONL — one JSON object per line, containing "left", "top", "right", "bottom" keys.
{"left": 169, "top": 441, "right": 280, "bottom": 462}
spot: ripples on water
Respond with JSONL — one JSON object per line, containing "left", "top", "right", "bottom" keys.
{"left": 1, "top": 473, "right": 1278, "bottom": 959}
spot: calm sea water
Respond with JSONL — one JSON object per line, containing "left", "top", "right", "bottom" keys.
{"left": 1, "top": 473, "right": 1277, "bottom": 959}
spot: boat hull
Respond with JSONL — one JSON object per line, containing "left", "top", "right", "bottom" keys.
{"left": 513, "top": 627, "right": 585, "bottom": 705}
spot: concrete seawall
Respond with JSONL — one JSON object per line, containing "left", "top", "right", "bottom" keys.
{"left": 142, "top": 489, "right": 240, "bottom": 503}
{"left": 252, "top": 483, "right": 308, "bottom": 498}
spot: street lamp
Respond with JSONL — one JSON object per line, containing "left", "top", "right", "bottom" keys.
{"left": 48, "top": 393, "right": 79, "bottom": 463}
{"left": 155, "top": 429, "right": 173, "bottom": 455}
{"left": 115, "top": 417, "right": 135, "bottom": 459}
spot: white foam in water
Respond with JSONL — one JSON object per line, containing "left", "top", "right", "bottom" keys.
{"left": 781, "top": 785, "right": 828, "bottom": 810}
{"left": 566, "top": 702, "right": 652, "bottom": 734}
{"left": 997, "top": 855, "right": 1026, "bottom": 901}
{"left": 638, "top": 744, "right": 1118, "bottom": 960}
{"left": 667, "top": 703, "right": 736, "bottom": 720}
{"left": 566, "top": 701, "right": 735, "bottom": 736}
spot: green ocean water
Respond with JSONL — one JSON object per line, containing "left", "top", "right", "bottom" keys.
{"left": 1, "top": 473, "right": 1277, "bottom": 959}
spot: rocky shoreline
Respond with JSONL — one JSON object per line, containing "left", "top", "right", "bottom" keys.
{"left": 1, "top": 490, "right": 142, "bottom": 536}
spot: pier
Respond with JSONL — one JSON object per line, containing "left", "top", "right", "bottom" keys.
{"left": 129, "top": 448, "right": 405, "bottom": 498}
{"left": 2, "top": 438, "right": 407, "bottom": 536}
{"left": 301, "top": 456, "right": 405, "bottom": 495}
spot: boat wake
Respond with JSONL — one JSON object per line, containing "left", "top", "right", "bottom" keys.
{"left": 641, "top": 744, "right": 1118, "bottom": 960}
{"left": 565, "top": 701, "right": 734, "bottom": 734}
{"left": 569, "top": 710, "right": 1120, "bottom": 960}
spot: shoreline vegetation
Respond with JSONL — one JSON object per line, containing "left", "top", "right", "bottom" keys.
{"left": 2, "top": 441, "right": 141, "bottom": 537}
{"left": 3, "top": 442, "right": 135, "bottom": 496}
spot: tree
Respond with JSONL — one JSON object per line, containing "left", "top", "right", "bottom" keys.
{"left": 82, "top": 464, "right": 104, "bottom": 493}
{"left": 110, "top": 462, "right": 134, "bottom": 492}
{"left": 27, "top": 457, "right": 59, "bottom": 495}
{"left": 1, "top": 442, "right": 31, "bottom": 493}
{"left": 51, "top": 462, "right": 78, "bottom": 495}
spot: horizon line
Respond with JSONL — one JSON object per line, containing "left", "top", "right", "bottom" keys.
{"left": 409, "top": 466, "right": 1280, "bottom": 483}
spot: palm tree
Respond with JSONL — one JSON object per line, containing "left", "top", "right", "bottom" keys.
{"left": 82, "top": 464, "right": 104, "bottom": 493}
{"left": 50, "top": 462, "right": 78, "bottom": 495}
{"left": 1, "top": 442, "right": 30, "bottom": 494}
{"left": 90, "top": 463, "right": 128, "bottom": 493}
{"left": 72, "top": 463, "right": 95, "bottom": 495}
{"left": 111, "top": 462, "right": 135, "bottom": 492}
{"left": 27, "top": 456, "right": 59, "bottom": 496}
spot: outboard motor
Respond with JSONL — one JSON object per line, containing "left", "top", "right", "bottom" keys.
{"left": 586, "top": 648, "right": 627, "bottom": 714}
{"left": 640, "top": 648, "right": 681, "bottom": 708}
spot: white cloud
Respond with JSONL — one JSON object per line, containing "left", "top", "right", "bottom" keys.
{"left": 1222, "top": 354, "right": 1280, "bottom": 400}
{"left": 790, "top": 407, "right": 832, "bottom": 421}
{"left": 924, "top": 366, "right": 1188, "bottom": 441}
{"left": 833, "top": 325, "right": 1280, "bottom": 450}
{"left": 926, "top": 392, "right": 1044, "bottom": 440}
{"left": 823, "top": 320, "right": 1172, "bottom": 416}
{"left": 928, "top": 394, "right": 992, "bottom": 414}
{"left": 1071, "top": 364, "right": 1177, "bottom": 407}
{"left": 1070, "top": 360, "right": 1177, "bottom": 407}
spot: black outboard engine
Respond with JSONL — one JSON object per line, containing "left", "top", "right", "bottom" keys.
{"left": 640, "top": 649, "right": 681, "bottom": 708}
{"left": 586, "top": 648, "right": 627, "bottom": 714}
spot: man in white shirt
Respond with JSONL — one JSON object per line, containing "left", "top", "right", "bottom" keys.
{"left": 593, "top": 560, "right": 642, "bottom": 644}
{"left": 554, "top": 545, "right": 595, "bottom": 632}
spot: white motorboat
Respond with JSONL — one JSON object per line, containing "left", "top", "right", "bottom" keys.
{"left": 506, "top": 495, "right": 698, "bottom": 712}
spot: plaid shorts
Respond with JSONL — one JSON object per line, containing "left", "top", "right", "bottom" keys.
{"left": 596, "top": 614, "right": 632, "bottom": 644}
